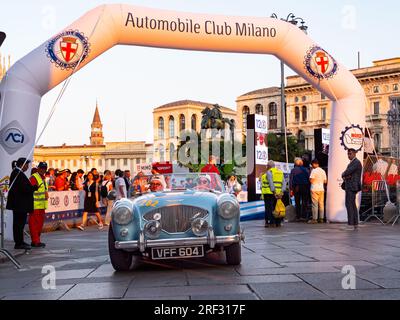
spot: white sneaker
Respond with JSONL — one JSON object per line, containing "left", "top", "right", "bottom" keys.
{"left": 98, "top": 223, "right": 104, "bottom": 230}
{"left": 77, "top": 225, "right": 85, "bottom": 231}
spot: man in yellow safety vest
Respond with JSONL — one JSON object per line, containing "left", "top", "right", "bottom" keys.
{"left": 261, "top": 160, "right": 285, "bottom": 228}
{"left": 29, "top": 162, "right": 49, "bottom": 248}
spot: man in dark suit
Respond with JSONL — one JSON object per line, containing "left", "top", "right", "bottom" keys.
{"left": 6, "top": 158, "right": 38, "bottom": 249}
{"left": 341, "top": 149, "right": 363, "bottom": 230}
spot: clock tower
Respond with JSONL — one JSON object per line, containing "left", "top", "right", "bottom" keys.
{"left": 90, "top": 102, "right": 104, "bottom": 145}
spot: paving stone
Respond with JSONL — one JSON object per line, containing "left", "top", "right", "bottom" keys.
{"left": 60, "top": 282, "right": 130, "bottom": 300}
{"left": 323, "top": 289, "right": 400, "bottom": 300}
{"left": 297, "top": 273, "right": 381, "bottom": 291}
{"left": 249, "top": 282, "right": 330, "bottom": 300}
{"left": 262, "top": 253, "right": 316, "bottom": 263}
{"left": 125, "top": 284, "right": 251, "bottom": 298}
{"left": 187, "top": 274, "right": 301, "bottom": 285}
{"left": 282, "top": 260, "right": 376, "bottom": 269}
{"left": 235, "top": 265, "right": 338, "bottom": 276}
{"left": 191, "top": 293, "right": 259, "bottom": 300}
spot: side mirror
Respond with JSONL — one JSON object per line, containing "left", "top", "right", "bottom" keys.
{"left": 233, "top": 183, "right": 242, "bottom": 193}
{"left": 107, "top": 190, "right": 117, "bottom": 200}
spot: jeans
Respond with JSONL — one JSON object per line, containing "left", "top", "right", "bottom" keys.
{"left": 311, "top": 191, "right": 325, "bottom": 220}
{"left": 294, "top": 185, "right": 309, "bottom": 219}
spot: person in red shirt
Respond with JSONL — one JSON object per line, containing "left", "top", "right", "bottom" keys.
{"left": 29, "top": 162, "right": 48, "bottom": 248}
{"left": 55, "top": 170, "right": 68, "bottom": 191}
{"left": 201, "top": 155, "right": 220, "bottom": 175}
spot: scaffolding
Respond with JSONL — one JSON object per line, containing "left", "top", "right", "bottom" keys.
{"left": 388, "top": 98, "right": 400, "bottom": 160}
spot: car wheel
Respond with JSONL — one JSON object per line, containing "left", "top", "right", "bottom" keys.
{"left": 225, "top": 242, "right": 241, "bottom": 265}
{"left": 108, "top": 224, "right": 134, "bottom": 271}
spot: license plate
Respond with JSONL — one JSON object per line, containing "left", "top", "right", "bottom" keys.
{"left": 151, "top": 245, "right": 204, "bottom": 260}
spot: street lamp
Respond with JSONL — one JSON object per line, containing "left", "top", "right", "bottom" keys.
{"left": 80, "top": 155, "right": 93, "bottom": 173}
{"left": 270, "top": 13, "right": 308, "bottom": 167}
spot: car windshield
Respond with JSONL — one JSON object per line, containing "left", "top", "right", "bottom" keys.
{"left": 132, "top": 173, "right": 225, "bottom": 193}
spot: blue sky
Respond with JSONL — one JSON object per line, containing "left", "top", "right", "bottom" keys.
{"left": 1, "top": 0, "right": 399, "bottom": 146}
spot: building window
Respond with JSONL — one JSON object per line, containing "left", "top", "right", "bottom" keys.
{"left": 111, "top": 159, "right": 115, "bottom": 166}
{"left": 268, "top": 102, "right": 278, "bottom": 130}
{"left": 373, "top": 86, "right": 380, "bottom": 94}
{"left": 295, "top": 107, "right": 300, "bottom": 123}
{"left": 242, "top": 106, "right": 250, "bottom": 129}
{"left": 48, "top": 160, "right": 53, "bottom": 167}
{"left": 295, "top": 97, "right": 299, "bottom": 103}
{"left": 302, "top": 96, "right": 307, "bottom": 102}
{"left": 179, "top": 114, "right": 185, "bottom": 132}
{"left": 373, "top": 102, "right": 380, "bottom": 115}
{"left": 60, "top": 160, "right": 65, "bottom": 167}
{"left": 98, "top": 159, "right": 102, "bottom": 167}
{"left": 394, "top": 84, "right": 399, "bottom": 91}
{"left": 136, "top": 159, "right": 140, "bottom": 164}
{"left": 191, "top": 114, "right": 197, "bottom": 131}
{"left": 158, "top": 117, "right": 164, "bottom": 139}
{"left": 169, "top": 143, "right": 175, "bottom": 162}
{"left": 321, "top": 107, "right": 327, "bottom": 121}
{"left": 123, "top": 159, "right": 128, "bottom": 166}
{"left": 255, "top": 104, "right": 263, "bottom": 115}
{"left": 302, "top": 106, "right": 307, "bottom": 122}
{"left": 168, "top": 116, "right": 175, "bottom": 138}
{"left": 159, "top": 144, "right": 165, "bottom": 162}
{"left": 321, "top": 94, "right": 326, "bottom": 100}
{"left": 374, "top": 134, "right": 381, "bottom": 152}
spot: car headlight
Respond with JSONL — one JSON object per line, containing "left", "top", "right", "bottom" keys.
{"left": 112, "top": 204, "right": 133, "bottom": 225}
{"left": 191, "top": 218, "right": 209, "bottom": 236}
{"left": 144, "top": 220, "right": 162, "bottom": 239}
{"left": 218, "top": 200, "right": 240, "bottom": 220}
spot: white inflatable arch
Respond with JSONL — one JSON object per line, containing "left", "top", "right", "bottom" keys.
{"left": 0, "top": 4, "right": 365, "bottom": 226}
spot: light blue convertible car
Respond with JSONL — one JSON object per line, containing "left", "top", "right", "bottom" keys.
{"left": 108, "top": 173, "right": 244, "bottom": 271}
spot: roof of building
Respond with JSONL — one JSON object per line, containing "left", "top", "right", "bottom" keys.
{"left": 154, "top": 99, "right": 236, "bottom": 113}
{"left": 92, "top": 102, "right": 102, "bottom": 124}
{"left": 237, "top": 87, "right": 281, "bottom": 99}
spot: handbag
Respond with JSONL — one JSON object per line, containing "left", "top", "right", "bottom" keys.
{"left": 273, "top": 199, "right": 286, "bottom": 219}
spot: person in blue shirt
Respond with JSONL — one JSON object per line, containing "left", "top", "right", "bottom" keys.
{"left": 289, "top": 158, "right": 310, "bottom": 222}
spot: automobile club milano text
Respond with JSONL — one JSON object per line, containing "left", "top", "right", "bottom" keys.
{"left": 125, "top": 12, "right": 277, "bottom": 38}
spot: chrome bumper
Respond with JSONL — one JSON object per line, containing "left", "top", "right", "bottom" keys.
{"left": 115, "top": 228, "right": 243, "bottom": 252}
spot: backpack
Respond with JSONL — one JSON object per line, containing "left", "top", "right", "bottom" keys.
{"left": 100, "top": 181, "right": 109, "bottom": 198}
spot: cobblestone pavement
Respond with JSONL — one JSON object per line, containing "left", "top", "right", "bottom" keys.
{"left": 1, "top": 221, "right": 400, "bottom": 300}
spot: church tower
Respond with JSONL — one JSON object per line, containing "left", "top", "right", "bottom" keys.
{"left": 90, "top": 101, "right": 104, "bottom": 145}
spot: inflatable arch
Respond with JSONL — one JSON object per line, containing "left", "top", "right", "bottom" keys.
{"left": 0, "top": 4, "right": 365, "bottom": 232}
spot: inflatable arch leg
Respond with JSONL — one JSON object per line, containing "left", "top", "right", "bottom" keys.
{"left": 0, "top": 4, "right": 365, "bottom": 239}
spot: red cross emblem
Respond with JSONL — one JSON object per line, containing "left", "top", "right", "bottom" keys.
{"left": 60, "top": 36, "right": 78, "bottom": 62}
{"left": 315, "top": 51, "right": 329, "bottom": 74}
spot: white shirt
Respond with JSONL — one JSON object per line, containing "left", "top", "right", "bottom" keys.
{"left": 115, "top": 177, "right": 127, "bottom": 199}
{"left": 310, "top": 167, "right": 327, "bottom": 192}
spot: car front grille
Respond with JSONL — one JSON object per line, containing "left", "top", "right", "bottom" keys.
{"left": 143, "top": 205, "right": 208, "bottom": 233}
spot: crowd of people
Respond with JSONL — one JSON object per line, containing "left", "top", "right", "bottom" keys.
{"left": 260, "top": 149, "right": 362, "bottom": 231}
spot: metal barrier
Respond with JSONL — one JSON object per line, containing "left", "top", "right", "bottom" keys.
{"left": 387, "top": 180, "right": 400, "bottom": 226}
{"left": 0, "top": 187, "right": 22, "bottom": 269}
{"left": 363, "top": 180, "right": 387, "bottom": 225}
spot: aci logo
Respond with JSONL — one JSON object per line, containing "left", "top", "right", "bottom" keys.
{"left": 46, "top": 30, "right": 90, "bottom": 70}
{"left": 0, "top": 120, "right": 30, "bottom": 155}
{"left": 304, "top": 45, "right": 338, "bottom": 80}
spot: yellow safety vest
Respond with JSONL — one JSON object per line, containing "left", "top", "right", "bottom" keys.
{"left": 33, "top": 173, "right": 48, "bottom": 210}
{"left": 261, "top": 168, "right": 284, "bottom": 195}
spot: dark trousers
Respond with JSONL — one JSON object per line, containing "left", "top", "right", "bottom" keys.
{"left": 294, "top": 185, "right": 309, "bottom": 219}
{"left": 264, "top": 194, "right": 282, "bottom": 226}
{"left": 13, "top": 211, "right": 28, "bottom": 245}
{"left": 345, "top": 191, "right": 359, "bottom": 226}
